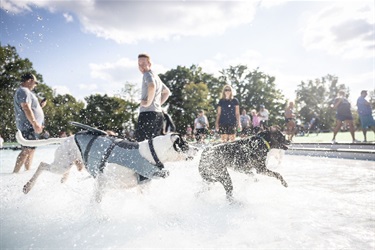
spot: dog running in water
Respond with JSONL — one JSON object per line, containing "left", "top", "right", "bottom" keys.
{"left": 17, "top": 125, "right": 198, "bottom": 202}
{"left": 198, "top": 126, "right": 290, "bottom": 201}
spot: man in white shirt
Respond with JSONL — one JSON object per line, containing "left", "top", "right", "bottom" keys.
{"left": 194, "top": 110, "right": 209, "bottom": 143}
{"left": 258, "top": 105, "right": 269, "bottom": 128}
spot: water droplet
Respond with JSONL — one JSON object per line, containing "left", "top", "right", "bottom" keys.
{"left": 37, "top": 16, "right": 43, "bottom": 21}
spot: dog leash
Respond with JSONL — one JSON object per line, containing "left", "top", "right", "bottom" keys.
{"left": 148, "top": 139, "right": 164, "bottom": 170}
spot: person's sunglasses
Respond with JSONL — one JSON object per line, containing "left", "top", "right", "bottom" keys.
{"left": 224, "top": 89, "right": 231, "bottom": 92}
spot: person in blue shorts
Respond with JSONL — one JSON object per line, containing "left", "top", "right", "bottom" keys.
{"left": 331, "top": 90, "right": 358, "bottom": 144}
{"left": 357, "top": 90, "right": 375, "bottom": 142}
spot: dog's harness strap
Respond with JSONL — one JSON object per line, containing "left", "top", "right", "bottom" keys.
{"left": 83, "top": 136, "right": 98, "bottom": 165}
{"left": 98, "top": 140, "right": 118, "bottom": 173}
{"left": 148, "top": 139, "right": 164, "bottom": 169}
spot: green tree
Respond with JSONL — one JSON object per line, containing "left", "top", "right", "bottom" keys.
{"left": 295, "top": 74, "right": 349, "bottom": 131}
{"left": 0, "top": 44, "right": 43, "bottom": 141}
{"left": 219, "top": 65, "right": 286, "bottom": 126}
{"left": 183, "top": 82, "right": 211, "bottom": 125}
{"left": 46, "top": 94, "right": 85, "bottom": 136}
{"left": 160, "top": 65, "right": 219, "bottom": 133}
{"left": 118, "top": 82, "right": 140, "bottom": 132}
{"left": 81, "top": 94, "right": 132, "bottom": 134}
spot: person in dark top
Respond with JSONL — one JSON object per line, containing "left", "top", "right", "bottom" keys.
{"left": 215, "top": 85, "right": 241, "bottom": 142}
{"left": 331, "top": 90, "right": 358, "bottom": 144}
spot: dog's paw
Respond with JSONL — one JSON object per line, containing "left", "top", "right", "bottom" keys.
{"left": 153, "top": 169, "right": 170, "bottom": 179}
{"left": 229, "top": 199, "right": 244, "bottom": 207}
{"left": 23, "top": 182, "right": 32, "bottom": 194}
{"left": 282, "top": 180, "right": 288, "bottom": 187}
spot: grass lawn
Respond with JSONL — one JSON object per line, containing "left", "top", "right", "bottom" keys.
{"left": 291, "top": 131, "right": 374, "bottom": 143}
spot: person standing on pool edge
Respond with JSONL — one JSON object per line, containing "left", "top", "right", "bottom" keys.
{"left": 13, "top": 73, "right": 46, "bottom": 173}
{"left": 215, "top": 85, "right": 241, "bottom": 142}
{"left": 135, "top": 53, "right": 171, "bottom": 142}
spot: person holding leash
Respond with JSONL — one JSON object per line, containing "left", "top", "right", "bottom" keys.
{"left": 215, "top": 85, "right": 241, "bottom": 142}
{"left": 13, "top": 73, "right": 46, "bottom": 173}
{"left": 135, "top": 54, "right": 171, "bottom": 142}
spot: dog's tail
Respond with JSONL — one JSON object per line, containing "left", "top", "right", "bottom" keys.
{"left": 16, "top": 130, "right": 67, "bottom": 147}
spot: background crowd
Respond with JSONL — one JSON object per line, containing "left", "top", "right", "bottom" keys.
{"left": 2, "top": 47, "right": 374, "bottom": 156}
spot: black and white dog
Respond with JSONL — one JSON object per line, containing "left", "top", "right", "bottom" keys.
{"left": 17, "top": 126, "right": 197, "bottom": 202}
{"left": 198, "top": 126, "right": 290, "bottom": 200}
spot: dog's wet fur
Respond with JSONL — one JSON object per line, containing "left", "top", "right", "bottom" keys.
{"left": 198, "top": 126, "right": 290, "bottom": 200}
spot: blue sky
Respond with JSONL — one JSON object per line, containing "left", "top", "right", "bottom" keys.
{"left": 1, "top": 1, "right": 374, "bottom": 104}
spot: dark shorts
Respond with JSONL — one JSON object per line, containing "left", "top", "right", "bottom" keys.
{"left": 195, "top": 128, "right": 208, "bottom": 142}
{"left": 135, "top": 111, "right": 164, "bottom": 142}
{"left": 196, "top": 128, "right": 208, "bottom": 136}
{"left": 21, "top": 129, "right": 38, "bottom": 149}
{"left": 336, "top": 113, "right": 353, "bottom": 121}
{"left": 219, "top": 125, "right": 236, "bottom": 135}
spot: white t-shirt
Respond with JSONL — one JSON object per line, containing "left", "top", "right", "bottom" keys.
{"left": 259, "top": 109, "right": 269, "bottom": 121}
{"left": 194, "top": 115, "right": 208, "bottom": 129}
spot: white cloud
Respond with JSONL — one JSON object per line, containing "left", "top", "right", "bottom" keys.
{"left": 79, "top": 83, "right": 98, "bottom": 91}
{"left": 1, "top": 0, "right": 32, "bottom": 13}
{"left": 3, "top": 0, "right": 258, "bottom": 44}
{"left": 303, "top": 2, "right": 374, "bottom": 59}
{"left": 63, "top": 13, "right": 73, "bottom": 23}
{"left": 259, "top": 0, "right": 289, "bottom": 9}
{"left": 53, "top": 85, "right": 71, "bottom": 96}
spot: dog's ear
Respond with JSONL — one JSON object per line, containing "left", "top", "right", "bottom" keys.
{"left": 170, "top": 133, "right": 180, "bottom": 143}
{"left": 171, "top": 133, "right": 189, "bottom": 152}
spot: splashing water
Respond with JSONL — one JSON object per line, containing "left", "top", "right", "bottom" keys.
{"left": 0, "top": 145, "right": 374, "bottom": 249}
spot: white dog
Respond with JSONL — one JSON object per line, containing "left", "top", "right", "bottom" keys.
{"left": 17, "top": 128, "right": 197, "bottom": 202}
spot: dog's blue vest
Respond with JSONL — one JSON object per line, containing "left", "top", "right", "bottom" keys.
{"left": 74, "top": 132, "right": 161, "bottom": 179}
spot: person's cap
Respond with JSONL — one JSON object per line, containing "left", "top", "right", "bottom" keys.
{"left": 260, "top": 104, "right": 265, "bottom": 108}
{"left": 361, "top": 90, "right": 367, "bottom": 94}
{"left": 21, "top": 73, "right": 39, "bottom": 84}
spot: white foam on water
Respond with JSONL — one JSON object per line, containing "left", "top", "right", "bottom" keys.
{"left": 0, "top": 145, "right": 374, "bottom": 249}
